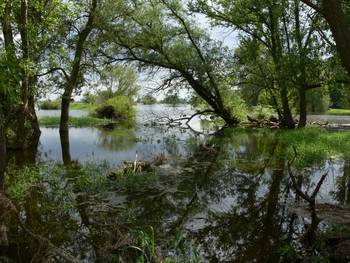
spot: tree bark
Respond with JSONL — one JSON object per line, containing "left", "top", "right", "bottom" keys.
{"left": 279, "top": 85, "right": 295, "bottom": 128}
{"left": 1, "top": 0, "right": 40, "bottom": 149}
{"left": 295, "top": 1, "right": 307, "bottom": 128}
{"left": 181, "top": 71, "right": 240, "bottom": 125}
{"left": 321, "top": 0, "right": 350, "bottom": 78}
{"left": 269, "top": 3, "right": 295, "bottom": 128}
{"left": 60, "top": 129, "right": 72, "bottom": 166}
{"left": 298, "top": 88, "right": 307, "bottom": 128}
{"left": 60, "top": 95, "right": 71, "bottom": 133}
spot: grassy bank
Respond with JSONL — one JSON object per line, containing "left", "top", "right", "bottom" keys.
{"left": 38, "top": 101, "right": 92, "bottom": 111}
{"left": 39, "top": 116, "right": 111, "bottom": 127}
{"left": 326, "top": 108, "right": 350, "bottom": 115}
{"left": 70, "top": 102, "right": 92, "bottom": 110}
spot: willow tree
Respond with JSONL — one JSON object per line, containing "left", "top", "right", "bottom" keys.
{"left": 0, "top": 0, "right": 67, "bottom": 148}
{"left": 195, "top": 0, "right": 326, "bottom": 128}
{"left": 99, "top": 0, "right": 243, "bottom": 125}
{"left": 1, "top": 0, "right": 40, "bottom": 148}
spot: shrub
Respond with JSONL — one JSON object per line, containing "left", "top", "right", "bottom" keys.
{"left": 223, "top": 91, "right": 248, "bottom": 121}
{"left": 38, "top": 100, "right": 60, "bottom": 110}
{"left": 94, "top": 96, "right": 135, "bottom": 120}
{"left": 250, "top": 105, "right": 277, "bottom": 120}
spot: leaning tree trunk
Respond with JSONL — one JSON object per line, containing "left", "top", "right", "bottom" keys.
{"left": 59, "top": 0, "right": 97, "bottom": 133}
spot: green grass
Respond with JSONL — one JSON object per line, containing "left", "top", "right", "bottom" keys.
{"left": 39, "top": 116, "right": 111, "bottom": 127}
{"left": 326, "top": 108, "right": 350, "bottom": 115}
{"left": 70, "top": 102, "right": 92, "bottom": 110}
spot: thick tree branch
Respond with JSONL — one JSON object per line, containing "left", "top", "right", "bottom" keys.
{"left": 37, "top": 67, "right": 70, "bottom": 81}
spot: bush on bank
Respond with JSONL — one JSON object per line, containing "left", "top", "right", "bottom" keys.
{"left": 94, "top": 96, "right": 135, "bottom": 121}
{"left": 37, "top": 100, "right": 60, "bottom": 110}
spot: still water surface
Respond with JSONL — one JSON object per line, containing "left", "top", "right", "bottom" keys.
{"left": 4, "top": 105, "right": 350, "bottom": 262}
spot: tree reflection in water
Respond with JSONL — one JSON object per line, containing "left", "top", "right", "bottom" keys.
{"left": 1, "top": 128, "right": 350, "bottom": 262}
{"left": 96, "top": 127, "right": 137, "bottom": 152}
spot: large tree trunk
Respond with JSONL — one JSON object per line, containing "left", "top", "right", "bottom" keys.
{"left": 60, "top": 129, "right": 72, "bottom": 166}
{"left": 60, "top": 95, "right": 71, "bottom": 133}
{"left": 322, "top": 0, "right": 350, "bottom": 78}
{"left": 295, "top": 1, "right": 308, "bottom": 129}
{"left": 182, "top": 71, "right": 240, "bottom": 125}
{"left": 220, "top": 108, "right": 240, "bottom": 126}
{"left": 270, "top": 3, "right": 295, "bottom": 129}
{"left": 302, "top": 0, "right": 350, "bottom": 78}
{"left": 28, "top": 95, "right": 41, "bottom": 140}
{"left": 279, "top": 86, "right": 295, "bottom": 128}
{"left": 2, "top": 0, "right": 41, "bottom": 149}
{"left": 298, "top": 88, "right": 307, "bottom": 128}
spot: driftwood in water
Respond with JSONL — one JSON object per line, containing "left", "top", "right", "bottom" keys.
{"left": 245, "top": 115, "right": 281, "bottom": 128}
{"left": 108, "top": 154, "right": 166, "bottom": 178}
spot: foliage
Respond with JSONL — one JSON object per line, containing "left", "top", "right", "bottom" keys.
{"left": 99, "top": 0, "right": 241, "bottom": 124}
{"left": 96, "top": 65, "right": 139, "bottom": 102}
{"left": 94, "top": 96, "right": 135, "bottom": 120}
{"left": 134, "top": 227, "right": 200, "bottom": 263}
{"left": 250, "top": 105, "right": 277, "bottom": 120}
{"left": 160, "top": 94, "right": 187, "bottom": 105}
{"left": 194, "top": 0, "right": 329, "bottom": 127}
{"left": 0, "top": 52, "right": 20, "bottom": 107}
{"left": 5, "top": 165, "right": 41, "bottom": 203}
{"left": 222, "top": 89, "right": 248, "bottom": 121}
{"left": 109, "top": 166, "right": 158, "bottom": 190}
{"left": 139, "top": 94, "right": 158, "bottom": 105}
{"left": 37, "top": 99, "right": 61, "bottom": 110}
{"left": 307, "top": 88, "right": 331, "bottom": 113}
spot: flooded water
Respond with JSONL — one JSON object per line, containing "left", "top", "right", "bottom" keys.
{"left": 3, "top": 105, "right": 350, "bottom": 262}
{"left": 34, "top": 104, "right": 202, "bottom": 164}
